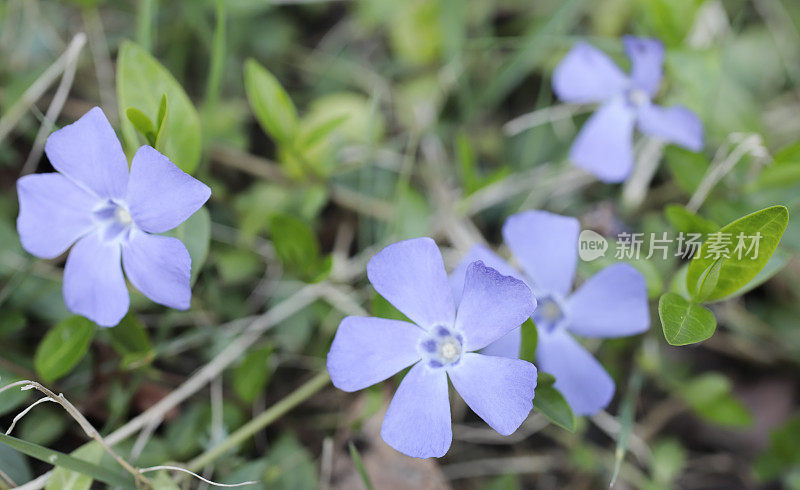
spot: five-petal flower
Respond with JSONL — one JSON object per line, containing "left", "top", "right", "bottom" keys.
{"left": 327, "top": 237, "right": 538, "bottom": 458}
{"left": 16, "top": 107, "right": 211, "bottom": 327}
{"left": 553, "top": 36, "right": 704, "bottom": 183}
{"left": 451, "top": 210, "right": 650, "bottom": 416}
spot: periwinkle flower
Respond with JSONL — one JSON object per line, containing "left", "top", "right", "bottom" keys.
{"left": 553, "top": 36, "right": 704, "bottom": 183}
{"left": 327, "top": 237, "right": 537, "bottom": 458}
{"left": 451, "top": 211, "right": 649, "bottom": 415}
{"left": 17, "top": 107, "right": 211, "bottom": 327}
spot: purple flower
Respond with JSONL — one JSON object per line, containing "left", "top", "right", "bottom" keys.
{"left": 16, "top": 107, "right": 211, "bottom": 327}
{"left": 553, "top": 36, "right": 704, "bottom": 183}
{"left": 451, "top": 211, "right": 650, "bottom": 416}
{"left": 327, "top": 237, "right": 537, "bottom": 458}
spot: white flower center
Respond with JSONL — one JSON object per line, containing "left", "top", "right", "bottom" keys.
{"left": 115, "top": 207, "right": 132, "bottom": 225}
{"left": 440, "top": 340, "right": 460, "bottom": 363}
{"left": 628, "top": 88, "right": 649, "bottom": 107}
{"left": 421, "top": 326, "right": 464, "bottom": 368}
{"left": 534, "top": 295, "right": 566, "bottom": 334}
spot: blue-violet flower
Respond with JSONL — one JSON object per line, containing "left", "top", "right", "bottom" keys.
{"left": 327, "top": 237, "right": 538, "bottom": 458}
{"left": 451, "top": 211, "right": 650, "bottom": 415}
{"left": 17, "top": 107, "right": 211, "bottom": 327}
{"left": 553, "top": 36, "right": 704, "bottom": 183}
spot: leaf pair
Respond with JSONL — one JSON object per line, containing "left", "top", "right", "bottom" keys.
{"left": 660, "top": 206, "right": 788, "bottom": 346}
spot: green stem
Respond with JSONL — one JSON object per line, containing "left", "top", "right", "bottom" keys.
{"left": 135, "top": 0, "right": 154, "bottom": 52}
{"left": 186, "top": 370, "right": 330, "bottom": 472}
{"left": 204, "top": 0, "right": 226, "bottom": 110}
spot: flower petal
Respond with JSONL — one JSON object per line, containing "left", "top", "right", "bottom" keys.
{"left": 17, "top": 173, "right": 99, "bottom": 259}
{"left": 455, "top": 261, "right": 535, "bottom": 352}
{"left": 536, "top": 329, "right": 614, "bottom": 416}
{"left": 126, "top": 146, "right": 211, "bottom": 234}
{"left": 367, "top": 237, "right": 455, "bottom": 330}
{"left": 623, "top": 36, "right": 664, "bottom": 97}
{"left": 481, "top": 327, "right": 522, "bottom": 359}
{"left": 502, "top": 210, "right": 580, "bottom": 297}
{"left": 449, "top": 244, "right": 523, "bottom": 304}
{"left": 570, "top": 99, "right": 637, "bottom": 183}
{"left": 637, "top": 103, "right": 704, "bottom": 152}
{"left": 381, "top": 363, "right": 451, "bottom": 458}
{"left": 327, "top": 316, "right": 424, "bottom": 392}
{"left": 448, "top": 353, "right": 537, "bottom": 435}
{"left": 63, "top": 232, "right": 128, "bottom": 327}
{"left": 122, "top": 230, "right": 192, "bottom": 310}
{"left": 44, "top": 107, "right": 129, "bottom": 199}
{"left": 566, "top": 263, "right": 650, "bottom": 338}
{"left": 553, "top": 42, "right": 629, "bottom": 104}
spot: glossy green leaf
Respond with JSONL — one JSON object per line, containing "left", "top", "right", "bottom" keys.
{"left": 532, "top": 372, "right": 575, "bottom": 432}
{"left": 243, "top": 59, "right": 298, "bottom": 145}
{"left": 233, "top": 345, "right": 274, "bottom": 403}
{"left": 165, "top": 207, "right": 211, "bottom": 283}
{"left": 117, "top": 41, "right": 202, "bottom": 173}
{"left": 34, "top": 316, "right": 96, "bottom": 383}
{"left": 686, "top": 206, "right": 789, "bottom": 302}
{"left": 658, "top": 292, "right": 716, "bottom": 346}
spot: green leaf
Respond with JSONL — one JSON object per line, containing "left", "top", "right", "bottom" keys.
{"left": 532, "top": 372, "right": 575, "bottom": 432}
{"left": 45, "top": 442, "right": 104, "bottom": 490}
{"left": 664, "top": 204, "right": 718, "bottom": 235}
{"left": 107, "top": 313, "right": 153, "bottom": 369}
{"left": 715, "top": 250, "right": 790, "bottom": 301}
{"left": 680, "top": 373, "right": 753, "bottom": 427}
{"left": 0, "top": 437, "right": 32, "bottom": 485}
{"left": 165, "top": 207, "right": 211, "bottom": 284}
{"left": 348, "top": 442, "right": 375, "bottom": 490}
{"left": 665, "top": 146, "right": 710, "bottom": 194}
{"left": 754, "top": 415, "right": 800, "bottom": 481}
{"left": 268, "top": 214, "right": 331, "bottom": 283}
{"left": 752, "top": 141, "right": 800, "bottom": 190}
{"left": 243, "top": 59, "right": 298, "bottom": 145}
{"left": 0, "top": 436, "right": 135, "bottom": 489}
{"left": 150, "top": 471, "right": 181, "bottom": 490}
{"left": 233, "top": 345, "right": 274, "bottom": 403}
{"left": 519, "top": 319, "right": 537, "bottom": 363}
{"left": 650, "top": 439, "right": 687, "bottom": 485}
{"left": 125, "top": 107, "right": 156, "bottom": 146}
{"left": 153, "top": 93, "right": 169, "bottom": 150}
{"left": 658, "top": 292, "right": 716, "bottom": 346}
{"left": 693, "top": 258, "right": 722, "bottom": 302}
{"left": 34, "top": 316, "right": 96, "bottom": 383}
{"left": 686, "top": 206, "right": 789, "bottom": 302}
{"left": 117, "top": 41, "right": 202, "bottom": 174}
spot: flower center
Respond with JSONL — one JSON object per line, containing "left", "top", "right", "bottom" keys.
{"left": 534, "top": 295, "right": 566, "bottom": 334}
{"left": 627, "top": 88, "right": 649, "bottom": 108}
{"left": 115, "top": 207, "right": 132, "bottom": 225}
{"left": 421, "top": 326, "right": 463, "bottom": 368}
{"left": 93, "top": 200, "right": 134, "bottom": 242}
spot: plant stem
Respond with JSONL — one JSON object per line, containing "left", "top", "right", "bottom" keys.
{"left": 204, "top": 0, "right": 226, "bottom": 110}
{"left": 135, "top": 0, "right": 154, "bottom": 52}
{"left": 186, "top": 370, "right": 330, "bottom": 472}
